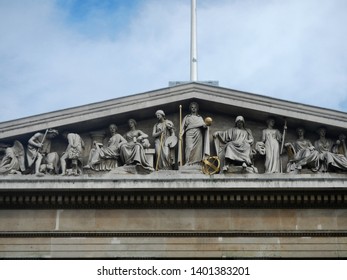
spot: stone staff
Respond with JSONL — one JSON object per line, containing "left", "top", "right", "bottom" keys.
{"left": 155, "top": 123, "right": 165, "bottom": 171}
{"left": 280, "top": 119, "right": 287, "bottom": 173}
{"left": 179, "top": 105, "right": 183, "bottom": 166}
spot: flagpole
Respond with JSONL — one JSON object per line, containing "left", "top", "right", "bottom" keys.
{"left": 190, "top": 0, "right": 198, "bottom": 81}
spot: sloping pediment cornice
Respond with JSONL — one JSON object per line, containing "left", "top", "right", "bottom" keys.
{"left": 1, "top": 83, "right": 346, "bottom": 141}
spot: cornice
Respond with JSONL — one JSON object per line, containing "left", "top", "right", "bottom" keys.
{"left": 1, "top": 83, "right": 346, "bottom": 140}
{"left": 1, "top": 174, "right": 347, "bottom": 209}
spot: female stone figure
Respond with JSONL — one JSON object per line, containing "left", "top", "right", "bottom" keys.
{"left": 262, "top": 118, "right": 282, "bottom": 173}
{"left": 152, "top": 110, "right": 177, "bottom": 170}
{"left": 85, "top": 124, "right": 127, "bottom": 171}
{"left": 285, "top": 127, "right": 320, "bottom": 172}
{"left": 314, "top": 127, "right": 347, "bottom": 172}
{"left": 181, "top": 102, "right": 209, "bottom": 165}
{"left": 120, "top": 119, "right": 154, "bottom": 172}
{"left": 336, "top": 134, "right": 347, "bottom": 158}
{"left": 213, "top": 116, "right": 255, "bottom": 172}
{"left": 0, "top": 141, "right": 25, "bottom": 175}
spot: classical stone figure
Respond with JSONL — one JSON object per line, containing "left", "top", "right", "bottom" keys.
{"left": 60, "top": 132, "right": 85, "bottom": 175}
{"left": 285, "top": 127, "right": 320, "bottom": 173}
{"left": 181, "top": 102, "right": 210, "bottom": 166}
{"left": 262, "top": 118, "right": 282, "bottom": 173}
{"left": 314, "top": 127, "right": 347, "bottom": 172}
{"left": 85, "top": 124, "right": 127, "bottom": 171}
{"left": 26, "top": 129, "right": 59, "bottom": 176}
{"left": 0, "top": 141, "right": 25, "bottom": 175}
{"left": 336, "top": 134, "right": 347, "bottom": 158}
{"left": 152, "top": 110, "right": 177, "bottom": 170}
{"left": 120, "top": 119, "right": 154, "bottom": 172}
{"left": 213, "top": 116, "right": 256, "bottom": 172}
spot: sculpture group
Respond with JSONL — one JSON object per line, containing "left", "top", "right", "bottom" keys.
{"left": 1, "top": 102, "right": 347, "bottom": 176}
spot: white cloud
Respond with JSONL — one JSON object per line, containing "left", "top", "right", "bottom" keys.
{"left": 0, "top": 0, "right": 346, "bottom": 122}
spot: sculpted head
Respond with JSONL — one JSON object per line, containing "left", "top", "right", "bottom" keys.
{"left": 266, "top": 118, "right": 275, "bottom": 128}
{"left": 235, "top": 116, "right": 245, "bottom": 128}
{"left": 317, "top": 127, "right": 327, "bottom": 137}
{"left": 128, "top": 119, "right": 137, "bottom": 129}
{"left": 109, "top": 124, "right": 118, "bottom": 135}
{"left": 155, "top": 110, "right": 165, "bottom": 120}
{"left": 296, "top": 127, "right": 305, "bottom": 137}
{"left": 189, "top": 102, "right": 199, "bottom": 114}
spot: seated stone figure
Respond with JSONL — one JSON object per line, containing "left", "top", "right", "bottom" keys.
{"left": 314, "top": 128, "right": 347, "bottom": 172}
{"left": 120, "top": 118, "right": 154, "bottom": 173}
{"left": 213, "top": 116, "right": 257, "bottom": 173}
{"left": 85, "top": 124, "right": 127, "bottom": 171}
{"left": 0, "top": 140, "right": 25, "bottom": 175}
{"left": 285, "top": 127, "right": 320, "bottom": 173}
{"left": 26, "top": 129, "right": 59, "bottom": 176}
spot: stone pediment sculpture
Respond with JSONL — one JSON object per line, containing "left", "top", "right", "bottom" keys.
{"left": 0, "top": 82, "right": 347, "bottom": 177}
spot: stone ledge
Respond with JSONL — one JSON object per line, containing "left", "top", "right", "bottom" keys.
{"left": 0, "top": 173, "right": 347, "bottom": 191}
{"left": 1, "top": 173, "right": 347, "bottom": 209}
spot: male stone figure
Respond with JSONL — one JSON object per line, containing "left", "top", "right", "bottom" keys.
{"left": 26, "top": 129, "right": 59, "bottom": 176}
{"left": 213, "top": 116, "right": 257, "bottom": 173}
{"left": 60, "top": 132, "right": 85, "bottom": 175}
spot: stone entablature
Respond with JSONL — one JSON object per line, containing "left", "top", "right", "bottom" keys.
{"left": 1, "top": 174, "right": 347, "bottom": 209}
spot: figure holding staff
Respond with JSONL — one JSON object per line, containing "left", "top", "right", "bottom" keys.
{"left": 26, "top": 128, "right": 59, "bottom": 176}
{"left": 152, "top": 110, "right": 177, "bottom": 170}
{"left": 261, "top": 118, "right": 283, "bottom": 173}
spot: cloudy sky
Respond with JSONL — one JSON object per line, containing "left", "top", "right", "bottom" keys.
{"left": 1, "top": 0, "right": 347, "bottom": 122}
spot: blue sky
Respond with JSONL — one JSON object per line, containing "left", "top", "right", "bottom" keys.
{"left": 1, "top": 0, "right": 347, "bottom": 122}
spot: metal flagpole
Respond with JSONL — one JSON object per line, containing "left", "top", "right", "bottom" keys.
{"left": 190, "top": 0, "right": 198, "bottom": 81}
{"left": 169, "top": 0, "right": 218, "bottom": 87}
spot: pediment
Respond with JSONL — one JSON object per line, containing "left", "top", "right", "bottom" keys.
{"left": 1, "top": 82, "right": 346, "bottom": 142}
{"left": 1, "top": 83, "right": 347, "bottom": 208}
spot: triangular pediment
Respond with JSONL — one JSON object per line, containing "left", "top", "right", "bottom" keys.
{"left": 1, "top": 82, "right": 346, "bottom": 142}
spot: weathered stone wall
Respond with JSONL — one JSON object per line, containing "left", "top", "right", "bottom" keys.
{"left": 1, "top": 208, "right": 347, "bottom": 258}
